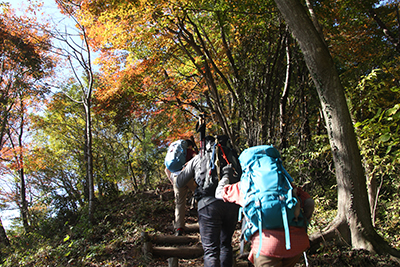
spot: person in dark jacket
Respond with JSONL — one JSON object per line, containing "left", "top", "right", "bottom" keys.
{"left": 176, "top": 136, "right": 241, "bottom": 267}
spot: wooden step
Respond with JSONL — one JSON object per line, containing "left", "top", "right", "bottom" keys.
{"left": 142, "top": 231, "right": 203, "bottom": 259}
{"left": 167, "top": 222, "right": 200, "bottom": 233}
{"left": 152, "top": 245, "right": 204, "bottom": 259}
{"left": 150, "top": 234, "right": 200, "bottom": 245}
{"left": 184, "top": 222, "right": 199, "bottom": 233}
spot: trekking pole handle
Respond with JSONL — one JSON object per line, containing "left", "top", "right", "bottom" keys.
{"left": 196, "top": 114, "right": 206, "bottom": 157}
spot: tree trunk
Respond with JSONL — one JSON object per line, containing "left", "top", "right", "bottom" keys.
{"left": 366, "top": 163, "right": 382, "bottom": 227}
{"left": 55, "top": 0, "right": 96, "bottom": 224}
{"left": 128, "top": 155, "right": 138, "bottom": 191}
{"left": 274, "top": 0, "right": 400, "bottom": 258}
{"left": 19, "top": 166, "right": 29, "bottom": 231}
{"left": 367, "top": 172, "right": 377, "bottom": 226}
{"left": 17, "top": 106, "right": 29, "bottom": 232}
{"left": 85, "top": 99, "right": 95, "bottom": 224}
{"left": 279, "top": 33, "right": 291, "bottom": 150}
{"left": 0, "top": 217, "right": 10, "bottom": 246}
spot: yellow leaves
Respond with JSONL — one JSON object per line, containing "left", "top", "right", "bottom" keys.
{"left": 77, "top": 0, "right": 247, "bottom": 138}
{"left": 63, "top": 235, "right": 70, "bottom": 242}
{"left": 142, "top": 76, "right": 153, "bottom": 87}
{"left": 193, "top": 55, "right": 203, "bottom": 66}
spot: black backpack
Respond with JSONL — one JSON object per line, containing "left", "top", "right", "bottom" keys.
{"left": 193, "top": 135, "right": 242, "bottom": 200}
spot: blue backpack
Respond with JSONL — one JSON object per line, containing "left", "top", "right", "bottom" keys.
{"left": 238, "top": 145, "right": 307, "bottom": 257}
{"left": 165, "top": 140, "right": 188, "bottom": 172}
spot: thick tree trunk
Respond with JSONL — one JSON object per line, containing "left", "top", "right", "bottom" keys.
{"left": 274, "top": 0, "right": 400, "bottom": 258}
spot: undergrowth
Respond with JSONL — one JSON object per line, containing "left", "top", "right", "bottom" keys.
{"left": 0, "top": 190, "right": 175, "bottom": 267}
{"left": 1, "top": 184, "right": 400, "bottom": 267}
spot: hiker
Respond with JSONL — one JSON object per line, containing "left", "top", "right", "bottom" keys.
{"left": 175, "top": 135, "right": 242, "bottom": 267}
{"left": 165, "top": 139, "right": 197, "bottom": 236}
{"left": 218, "top": 164, "right": 315, "bottom": 267}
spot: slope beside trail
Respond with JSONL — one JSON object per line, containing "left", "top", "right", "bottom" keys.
{"left": 87, "top": 182, "right": 400, "bottom": 267}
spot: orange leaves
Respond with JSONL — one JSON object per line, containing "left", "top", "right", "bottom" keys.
{"left": 79, "top": 0, "right": 265, "bottom": 139}
{"left": 0, "top": 144, "right": 30, "bottom": 172}
{"left": 0, "top": 6, "right": 55, "bottom": 198}
{"left": 0, "top": 6, "right": 54, "bottom": 81}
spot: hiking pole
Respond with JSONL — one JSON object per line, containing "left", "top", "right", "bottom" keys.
{"left": 303, "top": 251, "right": 309, "bottom": 267}
{"left": 240, "top": 219, "right": 246, "bottom": 256}
{"left": 214, "top": 136, "right": 220, "bottom": 181}
{"left": 190, "top": 135, "right": 198, "bottom": 154}
{"left": 196, "top": 114, "right": 206, "bottom": 157}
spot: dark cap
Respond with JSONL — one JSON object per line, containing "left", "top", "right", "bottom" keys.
{"left": 185, "top": 139, "right": 194, "bottom": 147}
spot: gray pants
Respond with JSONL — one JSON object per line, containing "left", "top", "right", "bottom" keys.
{"left": 170, "top": 172, "right": 197, "bottom": 229}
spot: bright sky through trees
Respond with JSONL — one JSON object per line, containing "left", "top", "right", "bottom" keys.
{"left": 1, "top": 0, "right": 71, "bottom": 229}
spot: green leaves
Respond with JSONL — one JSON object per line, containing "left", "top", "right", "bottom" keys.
{"left": 378, "top": 132, "right": 391, "bottom": 143}
{"left": 386, "top": 104, "right": 400, "bottom": 118}
{"left": 349, "top": 67, "right": 400, "bottom": 239}
{"left": 63, "top": 235, "right": 70, "bottom": 242}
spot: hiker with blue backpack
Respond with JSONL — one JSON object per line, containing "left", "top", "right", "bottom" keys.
{"left": 176, "top": 135, "right": 242, "bottom": 267}
{"left": 217, "top": 145, "right": 315, "bottom": 267}
{"left": 165, "top": 138, "right": 198, "bottom": 236}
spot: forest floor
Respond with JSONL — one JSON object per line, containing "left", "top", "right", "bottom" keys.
{"left": 83, "top": 182, "right": 400, "bottom": 267}
{"left": 3, "top": 181, "right": 400, "bottom": 267}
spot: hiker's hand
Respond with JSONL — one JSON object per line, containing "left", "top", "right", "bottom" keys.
{"left": 303, "top": 198, "right": 315, "bottom": 221}
{"left": 215, "top": 177, "right": 229, "bottom": 199}
{"left": 222, "top": 164, "right": 233, "bottom": 180}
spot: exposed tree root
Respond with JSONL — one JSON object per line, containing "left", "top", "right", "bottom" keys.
{"left": 309, "top": 217, "right": 350, "bottom": 253}
{"left": 309, "top": 217, "right": 400, "bottom": 262}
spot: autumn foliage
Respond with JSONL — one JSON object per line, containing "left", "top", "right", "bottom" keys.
{"left": 1, "top": 0, "right": 400, "bottom": 264}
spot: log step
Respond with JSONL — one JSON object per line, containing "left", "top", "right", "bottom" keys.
{"left": 184, "top": 223, "right": 199, "bottom": 233}
{"left": 167, "top": 222, "right": 200, "bottom": 233}
{"left": 151, "top": 235, "right": 200, "bottom": 245}
{"left": 152, "top": 245, "right": 204, "bottom": 259}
